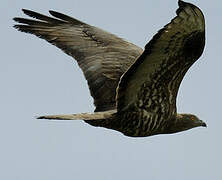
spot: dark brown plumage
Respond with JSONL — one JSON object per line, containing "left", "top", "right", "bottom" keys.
{"left": 14, "top": 0, "right": 206, "bottom": 137}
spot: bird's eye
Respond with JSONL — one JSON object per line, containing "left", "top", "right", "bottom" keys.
{"left": 190, "top": 116, "right": 196, "bottom": 121}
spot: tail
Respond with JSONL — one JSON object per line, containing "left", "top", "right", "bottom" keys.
{"left": 37, "top": 109, "right": 117, "bottom": 120}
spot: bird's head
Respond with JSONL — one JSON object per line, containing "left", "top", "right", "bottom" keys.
{"left": 180, "top": 113, "right": 206, "bottom": 126}
{"left": 166, "top": 113, "right": 207, "bottom": 134}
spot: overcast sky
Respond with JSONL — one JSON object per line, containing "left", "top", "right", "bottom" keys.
{"left": 1, "top": 0, "right": 222, "bottom": 179}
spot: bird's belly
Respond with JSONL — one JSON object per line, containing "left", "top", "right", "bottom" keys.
{"left": 116, "top": 110, "right": 167, "bottom": 137}
{"left": 85, "top": 109, "right": 169, "bottom": 137}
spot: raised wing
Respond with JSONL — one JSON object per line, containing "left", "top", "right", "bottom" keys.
{"left": 117, "top": 1, "right": 205, "bottom": 116}
{"left": 13, "top": 10, "right": 143, "bottom": 111}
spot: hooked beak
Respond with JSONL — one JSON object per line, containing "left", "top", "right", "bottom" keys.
{"left": 200, "top": 120, "right": 207, "bottom": 127}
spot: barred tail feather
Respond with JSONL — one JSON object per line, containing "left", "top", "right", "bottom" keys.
{"left": 37, "top": 110, "right": 117, "bottom": 120}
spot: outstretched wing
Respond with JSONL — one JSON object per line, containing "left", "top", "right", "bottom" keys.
{"left": 117, "top": 1, "right": 205, "bottom": 117}
{"left": 13, "top": 10, "right": 143, "bottom": 111}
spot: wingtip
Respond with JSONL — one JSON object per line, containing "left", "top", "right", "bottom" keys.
{"left": 21, "top": 9, "right": 36, "bottom": 18}
{"left": 13, "top": 24, "right": 19, "bottom": 30}
{"left": 22, "top": 9, "right": 31, "bottom": 15}
{"left": 48, "top": 10, "right": 56, "bottom": 15}
{"left": 48, "top": 10, "right": 61, "bottom": 18}
{"left": 13, "top": 17, "right": 18, "bottom": 22}
{"left": 176, "top": 0, "right": 198, "bottom": 15}
{"left": 178, "top": 0, "right": 197, "bottom": 8}
{"left": 178, "top": 0, "right": 187, "bottom": 8}
{"left": 13, "top": 24, "right": 23, "bottom": 31}
{"left": 13, "top": 17, "right": 24, "bottom": 23}
{"left": 178, "top": 0, "right": 186, "bottom": 5}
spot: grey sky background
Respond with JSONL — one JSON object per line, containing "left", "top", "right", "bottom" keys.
{"left": 1, "top": 0, "right": 221, "bottom": 179}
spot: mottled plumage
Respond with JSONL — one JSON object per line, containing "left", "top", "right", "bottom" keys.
{"left": 14, "top": 0, "right": 206, "bottom": 137}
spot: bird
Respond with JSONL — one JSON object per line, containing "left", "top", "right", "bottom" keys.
{"left": 14, "top": 0, "right": 206, "bottom": 137}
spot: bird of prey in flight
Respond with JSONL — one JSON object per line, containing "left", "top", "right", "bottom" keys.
{"left": 14, "top": 0, "right": 206, "bottom": 137}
